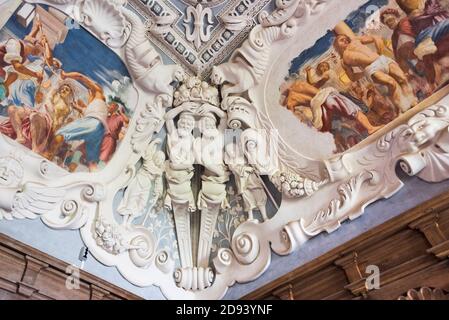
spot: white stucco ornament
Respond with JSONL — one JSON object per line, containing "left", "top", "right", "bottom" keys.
{"left": 2, "top": 0, "right": 449, "bottom": 300}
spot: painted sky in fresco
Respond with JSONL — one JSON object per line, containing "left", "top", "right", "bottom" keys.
{"left": 2, "top": 5, "right": 129, "bottom": 88}
{"left": 289, "top": 0, "right": 389, "bottom": 74}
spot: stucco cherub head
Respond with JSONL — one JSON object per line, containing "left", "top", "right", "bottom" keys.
{"left": 0, "top": 156, "right": 23, "bottom": 187}
{"left": 173, "top": 67, "right": 186, "bottom": 83}
{"left": 210, "top": 66, "right": 224, "bottom": 86}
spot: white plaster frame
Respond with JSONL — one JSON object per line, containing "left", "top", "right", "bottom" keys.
{"left": 2, "top": 0, "right": 449, "bottom": 300}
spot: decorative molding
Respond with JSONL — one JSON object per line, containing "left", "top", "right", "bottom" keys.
{"left": 3, "top": 0, "right": 449, "bottom": 300}
{"left": 183, "top": 4, "right": 213, "bottom": 50}
{"left": 0, "top": 233, "right": 141, "bottom": 300}
{"left": 243, "top": 190, "right": 449, "bottom": 300}
{"left": 73, "top": 0, "right": 129, "bottom": 47}
{"left": 409, "top": 213, "right": 449, "bottom": 259}
{"left": 398, "top": 287, "right": 449, "bottom": 300}
{"left": 128, "top": 0, "right": 273, "bottom": 77}
{"left": 211, "top": 24, "right": 293, "bottom": 98}
{"left": 302, "top": 170, "right": 378, "bottom": 236}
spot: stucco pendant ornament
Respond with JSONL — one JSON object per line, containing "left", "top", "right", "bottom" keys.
{"left": 4, "top": 0, "right": 449, "bottom": 300}
{"left": 165, "top": 75, "right": 226, "bottom": 291}
{"left": 165, "top": 74, "right": 274, "bottom": 291}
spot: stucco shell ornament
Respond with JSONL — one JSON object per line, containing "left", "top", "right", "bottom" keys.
{"left": 2, "top": 0, "right": 449, "bottom": 299}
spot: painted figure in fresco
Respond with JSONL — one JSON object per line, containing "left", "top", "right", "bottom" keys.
{"left": 284, "top": 62, "right": 334, "bottom": 111}
{"left": 1, "top": 18, "right": 52, "bottom": 144}
{"left": 365, "top": 85, "right": 398, "bottom": 124}
{"left": 20, "top": 35, "right": 77, "bottom": 155}
{"left": 397, "top": 0, "right": 449, "bottom": 56}
{"left": 0, "top": 16, "right": 45, "bottom": 103}
{"left": 19, "top": 80, "right": 77, "bottom": 154}
{"left": 393, "top": 0, "right": 449, "bottom": 85}
{"left": 381, "top": 9, "right": 436, "bottom": 100}
{"left": 32, "top": 80, "right": 79, "bottom": 153}
{"left": 225, "top": 143, "right": 268, "bottom": 222}
{"left": 0, "top": 31, "right": 67, "bottom": 150}
{"left": 308, "top": 86, "right": 381, "bottom": 134}
{"left": 282, "top": 64, "right": 381, "bottom": 135}
{"left": 381, "top": 8, "right": 429, "bottom": 79}
{"left": 306, "top": 62, "right": 333, "bottom": 88}
{"left": 49, "top": 71, "right": 109, "bottom": 172}
{"left": 348, "top": 81, "right": 397, "bottom": 125}
{"left": 333, "top": 22, "right": 417, "bottom": 113}
{"left": 99, "top": 101, "right": 129, "bottom": 163}
{"left": 380, "top": 5, "right": 445, "bottom": 88}
{"left": 305, "top": 61, "right": 349, "bottom": 92}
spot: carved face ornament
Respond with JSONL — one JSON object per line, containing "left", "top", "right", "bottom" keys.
{"left": 177, "top": 113, "right": 196, "bottom": 136}
{"left": 400, "top": 118, "right": 449, "bottom": 153}
{"left": 0, "top": 157, "right": 23, "bottom": 187}
{"left": 210, "top": 67, "right": 224, "bottom": 86}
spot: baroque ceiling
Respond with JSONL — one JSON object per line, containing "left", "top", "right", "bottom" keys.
{"left": 129, "top": 0, "right": 273, "bottom": 76}
{"left": 1, "top": 0, "right": 449, "bottom": 300}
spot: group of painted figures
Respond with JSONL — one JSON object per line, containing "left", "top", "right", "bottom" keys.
{"left": 282, "top": 0, "right": 449, "bottom": 152}
{"left": 0, "top": 17, "right": 129, "bottom": 171}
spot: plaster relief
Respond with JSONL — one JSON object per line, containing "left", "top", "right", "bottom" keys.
{"left": 1, "top": 0, "right": 449, "bottom": 300}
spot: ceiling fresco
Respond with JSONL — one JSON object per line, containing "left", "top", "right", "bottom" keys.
{"left": 1, "top": 0, "right": 449, "bottom": 300}
{"left": 278, "top": 0, "right": 449, "bottom": 153}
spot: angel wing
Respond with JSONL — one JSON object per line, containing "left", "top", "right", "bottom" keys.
{"left": 0, "top": 184, "right": 66, "bottom": 220}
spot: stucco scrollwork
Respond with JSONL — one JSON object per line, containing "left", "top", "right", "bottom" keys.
{"left": 211, "top": 24, "right": 292, "bottom": 98}
{"left": 5, "top": 0, "right": 449, "bottom": 301}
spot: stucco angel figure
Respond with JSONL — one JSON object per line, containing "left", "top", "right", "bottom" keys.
{"left": 118, "top": 139, "right": 165, "bottom": 226}
{"left": 225, "top": 143, "right": 268, "bottom": 222}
